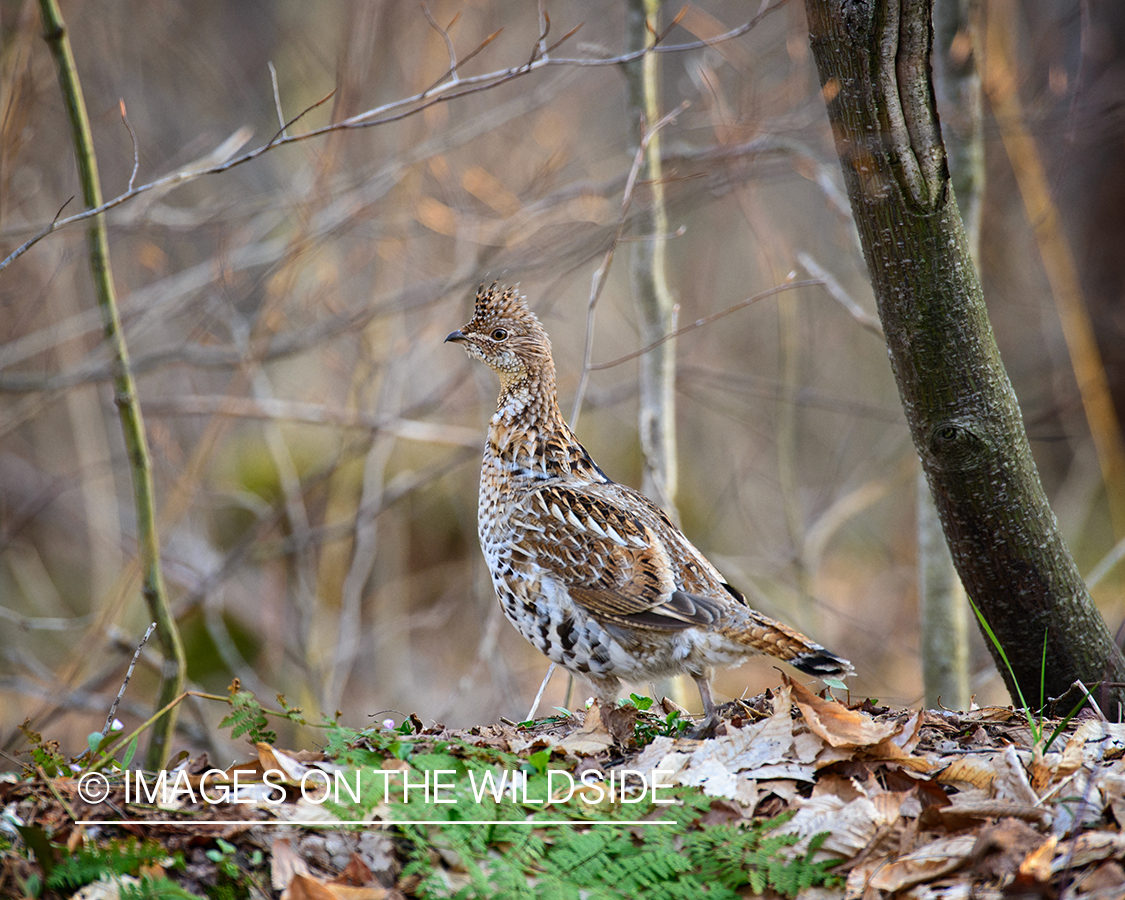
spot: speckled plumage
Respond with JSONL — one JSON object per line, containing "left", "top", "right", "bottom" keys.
{"left": 447, "top": 283, "right": 853, "bottom": 720}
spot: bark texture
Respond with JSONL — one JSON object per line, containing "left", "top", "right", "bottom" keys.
{"left": 804, "top": 0, "right": 1125, "bottom": 715}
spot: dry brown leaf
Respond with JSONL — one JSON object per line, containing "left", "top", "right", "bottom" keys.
{"left": 1078, "top": 860, "right": 1125, "bottom": 893}
{"left": 1059, "top": 720, "right": 1106, "bottom": 775}
{"left": 1018, "top": 833, "right": 1057, "bottom": 882}
{"left": 970, "top": 817, "right": 1048, "bottom": 885}
{"left": 936, "top": 756, "right": 997, "bottom": 790}
{"left": 556, "top": 701, "right": 614, "bottom": 756}
{"left": 1100, "top": 771, "right": 1125, "bottom": 827}
{"left": 599, "top": 703, "right": 638, "bottom": 746}
{"left": 219, "top": 756, "right": 269, "bottom": 782}
{"left": 864, "top": 711, "right": 935, "bottom": 773}
{"left": 282, "top": 872, "right": 387, "bottom": 900}
{"left": 866, "top": 833, "right": 976, "bottom": 891}
{"left": 256, "top": 744, "right": 314, "bottom": 784}
{"left": 1051, "top": 831, "right": 1125, "bottom": 871}
{"left": 271, "top": 837, "right": 311, "bottom": 891}
{"left": 810, "top": 772, "right": 868, "bottom": 803}
{"left": 891, "top": 709, "right": 924, "bottom": 754}
{"left": 777, "top": 792, "right": 890, "bottom": 858}
{"left": 785, "top": 674, "right": 898, "bottom": 748}
{"left": 991, "top": 746, "right": 1041, "bottom": 806}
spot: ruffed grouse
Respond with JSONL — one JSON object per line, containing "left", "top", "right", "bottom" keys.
{"left": 447, "top": 283, "right": 852, "bottom": 722}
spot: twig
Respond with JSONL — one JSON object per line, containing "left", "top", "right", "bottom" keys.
{"left": 264, "top": 86, "right": 337, "bottom": 151}
{"left": 526, "top": 663, "right": 556, "bottom": 721}
{"left": 1086, "top": 533, "right": 1125, "bottom": 589}
{"left": 588, "top": 279, "right": 823, "bottom": 371}
{"left": 101, "top": 622, "right": 155, "bottom": 737}
{"left": 422, "top": 26, "right": 501, "bottom": 96}
{"left": 88, "top": 690, "right": 191, "bottom": 772}
{"left": 1070, "top": 679, "right": 1108, "bottom": 722}
{"left": 569, "top": 100, "right": 688, "bottom": 426}
{"left": 268, "top": 61, "right": 287, "bottom": 137}
{"left": 118, "top": 100, "right": 139, "bottom": 191}
{"left": 421, "top": 4, "right": 460, "bottom": 80}
{"left": 617, "top": 225, "right": 686, "bottom": 242}
{"left": 796, "top": 252, "right": 885, "bottom": 338}
{"left": 535, "top": 0, "right": 549, "bottom": 61}
{"left": 0, "top": 605, "right": 95, "bottom": 630}
{"left": 528, "top": 10, "right": 550, "bottom": 66}
{"left": 0, "top": 197, "right": 74, "bottom": 273}
{"left": 39, "top": 766, "right": 82, "bottom": 826}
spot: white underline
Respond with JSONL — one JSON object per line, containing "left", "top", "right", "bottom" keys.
{"left": 75, "top": 819, "right": 673, "bottom": 827}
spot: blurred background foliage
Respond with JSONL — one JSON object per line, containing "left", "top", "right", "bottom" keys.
{"left": 1, "top": 0, "right": 1123, "bottom": 760}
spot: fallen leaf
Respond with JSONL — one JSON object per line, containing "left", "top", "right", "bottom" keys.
{"left": 785, "top": 675, "right": 898, "bottom": 748}
{"left": 282, "top": 872, "right": 387, "bottom": 900}
{"left": 1050, "top": 830, "right": 1125, "bottom": 871}
{"left": 1017, "top": 833, "right": 1056, "bottom": 883}
{"left": 1077, "top": 860, "right": 1125, "bottom": 893}
{"left": 867, "top": 833, "right": 976, "bottom": 891}
{"left": 599, "top": 703, "right": 638, "bottom": 746}
{"left": 936, "top": 756, "right": 996, "bottom": 791}
{"left": 777, "top": 792, "right": 890, "bottom": 858}
{"left": 967, "top": 818, "right": 1050, "bottom": 889}
{"left": 556, "top": 702, "right": 614, "bottom": 756}
{"left": 272, "top": 836, "right": 311, "bottom": 891}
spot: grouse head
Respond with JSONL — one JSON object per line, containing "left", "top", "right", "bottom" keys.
{"left": 445, "top": 283, "right": 555, "bottom": 385}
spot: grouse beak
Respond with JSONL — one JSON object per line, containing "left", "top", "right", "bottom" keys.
{"left": 444, "top": 330, "right": 466, "bottom": 344}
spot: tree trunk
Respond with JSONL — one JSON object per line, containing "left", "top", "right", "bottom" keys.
{"left": 804, "top": 0, "right": 1125, "bottom": 716}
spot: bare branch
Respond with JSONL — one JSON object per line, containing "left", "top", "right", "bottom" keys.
{"left": 265, "top": 85, "right": 337, "bottom": 149}
{"left": 589, "top": 279, "right": 824, "bottom": 371}
{"left": 796, "top": 252, "right": 885, "bottom": 338}
{"left": 143, "top": 394, "right": 481, "bottom": 447}
{"left": 1, "top": 2, "right": 784, "bottom": 272}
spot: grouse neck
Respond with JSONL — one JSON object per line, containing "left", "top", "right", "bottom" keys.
{"left": 489, "top": 367, "right": 587, "bottom": 478}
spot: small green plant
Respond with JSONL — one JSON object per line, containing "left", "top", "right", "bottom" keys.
{"left": 17, "top": 721, "right": 69, "bottom": 777}
{"left": 523, "top": 748, "right": 552, "bottom": 776}
{"left": 86, "top": 724, "right": 139, "bottom": 771}
{"left": 969, "top": 601, "right": 1084, "bottom": 751}
{"left": 627, "top": 693, "right": 691, "bottom": 745}
{"left": 119, "top": 875, "right": 201, "bottom": 899}
{"left": 204, "top": 839, "right": 241, "bottom": 880}
{"left": 202, "top": 837, "right": 265, "bottom": 900}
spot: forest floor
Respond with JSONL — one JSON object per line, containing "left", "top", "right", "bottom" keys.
{"left": 4, "top": 676, "right": 1125, "bottom": 899}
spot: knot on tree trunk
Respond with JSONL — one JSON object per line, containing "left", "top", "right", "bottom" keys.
{"left": 926, "top": 419, "right": 990, "bottom": 471}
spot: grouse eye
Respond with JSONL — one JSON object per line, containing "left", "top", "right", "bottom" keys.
{"left": 491, "top": 328, "right": 508, "bottom": 341}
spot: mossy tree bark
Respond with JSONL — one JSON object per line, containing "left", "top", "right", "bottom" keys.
{"left": 804, "top": 0, "right": 1125, "bottom": 715}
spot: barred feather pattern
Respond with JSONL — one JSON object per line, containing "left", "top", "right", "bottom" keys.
{"left": 447, "top": 283, "right": 853, "bottom": 718}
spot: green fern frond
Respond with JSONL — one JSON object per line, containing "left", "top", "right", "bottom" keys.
{"left": 119, "top": 875, "right": 203, "bottom": 900}
{"left": 218, "top": 690, "right": 275, "bottom": 745}
{"left": 46, "top": 839, "right": 178, "bottom": 893}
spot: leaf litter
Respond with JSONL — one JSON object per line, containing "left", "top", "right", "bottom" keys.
{"left": 6, "top": 676, "right": 1125, "bottom": 898}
